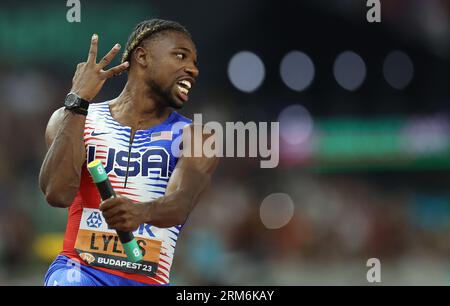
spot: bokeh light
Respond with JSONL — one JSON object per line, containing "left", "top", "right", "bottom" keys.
{"left": 278, "top": 104, "right": 314, "bottom": 145}
{"left": 280, "top": 51, "right": 315, "bottom": 92}
{"left": 228, "top": 51, "right": 265, "bottom": 93}
{"left": 383, "top": 50, "right": 414, "bottom": 90}
{"left": 260, "top": 193, "right": 295, "bottom": 229}
{"left": 333, "top": 51, "right": 367, "bottom": 91}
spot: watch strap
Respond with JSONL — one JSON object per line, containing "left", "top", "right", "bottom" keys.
{"left": 70, "top": 106, "right": 88, "bottom": 116}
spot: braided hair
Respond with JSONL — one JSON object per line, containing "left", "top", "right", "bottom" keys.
{"left": 121, "top": 19, "right": 191, "bottom": 65}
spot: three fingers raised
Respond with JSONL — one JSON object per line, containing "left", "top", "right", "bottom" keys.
{"left": 85, "top": 34, "right": 129, "bottom": 78}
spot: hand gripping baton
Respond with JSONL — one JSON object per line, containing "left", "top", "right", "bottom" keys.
{"left": 87, "top": 160, "right": 143, "bottom": 263}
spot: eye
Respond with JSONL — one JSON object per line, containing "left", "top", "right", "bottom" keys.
{"left": 176, "top": 53, "right": 185, "bottom": 59}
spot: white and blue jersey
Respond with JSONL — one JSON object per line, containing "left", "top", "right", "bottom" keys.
{"left": 45, "top": 101, "right": 192, "bottom": 286}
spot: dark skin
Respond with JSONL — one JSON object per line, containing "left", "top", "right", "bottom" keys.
{"left": 39, "top": 31, "right": 218, "bottom": 230}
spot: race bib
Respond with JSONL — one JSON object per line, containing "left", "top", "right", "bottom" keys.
{"left": 74, "top": 208, "right": 162, "bottom": 277}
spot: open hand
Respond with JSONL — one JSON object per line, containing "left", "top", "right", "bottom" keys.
{"left": 71, "top": 34, "right": 129, "bottom": 101}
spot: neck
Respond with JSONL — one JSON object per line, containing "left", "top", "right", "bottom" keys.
{"left": 110, "top": 75, "right": 173, "bottom": 130}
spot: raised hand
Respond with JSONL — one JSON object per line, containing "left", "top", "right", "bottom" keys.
{"left": 70, "top": 34, "right": 130, "bottom": 102}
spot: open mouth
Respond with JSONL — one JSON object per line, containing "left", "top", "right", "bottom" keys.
{"left": 176, "top": 79, "right": 192, "bottom": 102}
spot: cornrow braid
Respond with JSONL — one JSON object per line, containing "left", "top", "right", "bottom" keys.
{"left": 121, "top": 18, "right": 191, "bottom": 65}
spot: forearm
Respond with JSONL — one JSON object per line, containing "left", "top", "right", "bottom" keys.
{"left": 39, "top": 110, "right": 86, "bottom": 207}
{"left": 141, "top": 190, "right": 195, "bottom": 228}
{"left": 142, "top": 167, "right": 211, "bottom": 228}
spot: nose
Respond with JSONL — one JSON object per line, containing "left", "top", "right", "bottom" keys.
{"left": 185, "top": 64, "right": 199, "bottom": 78}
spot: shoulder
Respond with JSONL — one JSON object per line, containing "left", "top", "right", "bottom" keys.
{"left": 166, "top": 112, "right": 193, "bottom": 138}
{"left": 47, "top": 107, "right": 66, "bottom": 127}
{"left": 47, "top": 101, "right": 108, "bottom": 125}
{"left": 44, "top": 107, "right": 66, "bottom": 148}
{"left": 171, "top": 112, "right": 193, "bottom": 125}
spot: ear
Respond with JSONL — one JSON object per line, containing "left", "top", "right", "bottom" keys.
{"left": 133, "top": 46, "right": 149, "bottom": 67}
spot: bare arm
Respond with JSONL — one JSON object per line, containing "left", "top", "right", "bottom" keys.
{"left": 39, "top": 34, "right": 130, "bottom": 208}
{"left": 39, "top": 107, "right": 87, "bottom": 207}
{"left": 143, "top": 143, "right": 219, "bottom": 227}
{"left": 100, "top": 125, "right": 220, "bottom": 229}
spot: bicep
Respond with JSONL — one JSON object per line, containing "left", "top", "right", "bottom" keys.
{"left": 165, "top": 155, "right": 219, "bottom": 197}
{"left": 165, "top": 123, "right": 219, "bottom": 196}
{"left": 165, "top": 120, "right": 219, "bottom": 207}
{"left": 166, "top": 124, "right": 219, "bottom": 195}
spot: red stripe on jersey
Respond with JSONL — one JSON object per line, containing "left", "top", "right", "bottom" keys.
{"left": 84, "top": 137, "right": 104, "bottom": 142}
{"left": 114, "top": 191, "right": 140, "bottom": 197}
{"left": 159, "top": 257, "right": 171, "bottom": 266}
{"left": 158, "top": 264, "right": 169, "bottom": 274}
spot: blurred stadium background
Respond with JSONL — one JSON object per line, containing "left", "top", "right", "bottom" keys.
{"left": 1, "top": 0, "right": 450, "bottom": 285}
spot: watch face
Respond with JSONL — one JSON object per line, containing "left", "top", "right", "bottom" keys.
{"left": 65, "top": 93, "right": 79, "bottom": 108}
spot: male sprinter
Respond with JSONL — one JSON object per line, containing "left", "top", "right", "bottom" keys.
{"left": 39, "top": 19, "right": 218, "bottom": 286}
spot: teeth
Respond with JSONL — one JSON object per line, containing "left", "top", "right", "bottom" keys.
{"left": 177, "top": 85, "right": 189, "bottom": 95}
{"left": 178, "top": 80, "right": 192, "bottom": 89}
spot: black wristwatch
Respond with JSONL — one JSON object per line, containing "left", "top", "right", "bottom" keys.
{"left": 64, "top": 92, "right": 89, "bottom": 115}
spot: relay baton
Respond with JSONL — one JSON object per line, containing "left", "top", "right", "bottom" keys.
{"left": 87, "top": 159, "right": 143, "bottom": 263}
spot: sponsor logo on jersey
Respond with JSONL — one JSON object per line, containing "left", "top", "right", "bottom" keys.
{"left": 79, "top": 252, "right": 96, "bottom": 264}
{"left": 86, "top": 211, "right": 103, "bottom": 228}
